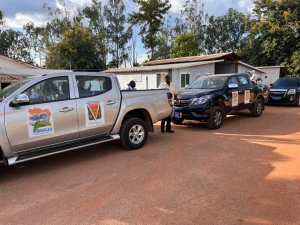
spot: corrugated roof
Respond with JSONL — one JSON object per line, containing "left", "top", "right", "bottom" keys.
{"left": 0, "top": 54, "right": 42, "bottom": 69}
{"left": 103, "top": 60, "right": 224, "bottom": 73}
{"left": 142, "top": 52, "right": 242, "bottom": 66}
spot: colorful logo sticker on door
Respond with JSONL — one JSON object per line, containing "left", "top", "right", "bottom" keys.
{"left": 27, "top": 106, "right": 54, "bottom": 138}
{"left": 244, "top": 90, "right": 250, "bottom": 104}
{"left": 84, "top": 101, "right": 105, "bottom": 127}
{"left": 232, "top": 91, "right": 238, "bottom": 106}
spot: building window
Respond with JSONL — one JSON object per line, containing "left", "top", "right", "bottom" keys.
{"left": 181, "top": 73, "right": 190, "bottom": 88}
{"left": 156, "top": 74, "right": 161, "bottom": 88}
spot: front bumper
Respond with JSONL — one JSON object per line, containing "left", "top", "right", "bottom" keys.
{"left": 268, "top": 94, "right": 299, "bottom": 105}
{"left": 173, "top": 102, "right": 211, "bottom": 120}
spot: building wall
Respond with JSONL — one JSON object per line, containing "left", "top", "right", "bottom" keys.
{"left": 238, "top": 64, "right": 264, "bottom": 84}
{"left": 115, "top": 70, "right": 169, "bottom": 90}
{"left": 172, "top": 64, "right": 215, "bottom": 89}
{"left": 215, "top": 64, "right": 237, "bottom": 74}
{"left": 257, "top": 68, "right": 280, "bottom": 86}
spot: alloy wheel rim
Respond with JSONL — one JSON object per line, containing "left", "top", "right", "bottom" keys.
{"left": 257, "top": 102, "right": 262, "bottom": 115}
{"left": 129, "top": 125, "right": 144, "bottom": 144}
{"left": 214, "top": 111, "right": 222, "bottom": 126}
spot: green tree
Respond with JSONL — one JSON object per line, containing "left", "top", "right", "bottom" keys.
{"left": 205, "top": 8, "right": 247, "bottom": 53}
{"left": 0, "top": 10, "right": 5, "bottom": 32}
{"left": 45, "top": 25, "right": 105, "bottom": 70}
{"left": 171, "top": 31, "right": 199, "bottom": 57}
{"left": 241, "top": 0, "right": 300, "bottom": 75}
{"left": 0, "top": 29, "right": 33, "bottom": 63}
{"left": 104, "top": 0, "right": 132, "bottom": 67}
{"left": 180, "top": 0, "right": 206, "bottom": 53}
{"left": 128, "top": 0, "right": 171, "bottom": 60}
{"left": 82, "top": 0, "right": 108, "bottom": 68}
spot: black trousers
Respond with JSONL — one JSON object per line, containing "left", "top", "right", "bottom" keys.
{"left": 161, "top": 116, "right": 171, "bottom": 131}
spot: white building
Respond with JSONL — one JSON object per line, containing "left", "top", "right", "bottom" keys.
{"left": 0, "top": 54, "right": 71, "bottom": 90}
{"left": 256, "top": 66, "right": 291, "bottom": 87}
{"left": 104, "top": 52, "right": 266, "bottom": 90}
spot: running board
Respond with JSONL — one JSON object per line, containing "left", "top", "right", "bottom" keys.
{"left": 8, "top": 134, "right": 120, "bottom": 165}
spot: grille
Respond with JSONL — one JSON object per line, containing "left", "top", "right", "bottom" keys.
{"left": 270, "top": 91, "right": 286, "bottom": 98}
{"left": 176, "top": 99, "right": 193, "bottom": 107}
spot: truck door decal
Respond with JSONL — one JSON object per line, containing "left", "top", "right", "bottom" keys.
{"left": 232, "top": 91, "right": 238, "bottom": 106}
{"left": 27, "top": 106, "right": 54, "bottom": 138}
{"left": 244, "top": 90, "right": 250, "bottom": 104}
{"left": 84, "top": 101, "right": 105, "bottom": 127}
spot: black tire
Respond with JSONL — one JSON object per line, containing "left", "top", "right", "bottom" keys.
{"left": 251, "top": 99, "right": 263, "bottom": 117}
{"left": 295, "top": 96, "right": 300, "bottom": 107}
{"left": 171, "top": 117, "right": 184, "bottom": 125}
{"left": 120, "top": 118, "right": 148, "bottom": 150}
{"left": 206, "top": 106, "right": 224, "bottom": 129}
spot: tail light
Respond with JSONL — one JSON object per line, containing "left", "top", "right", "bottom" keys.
{"left": 167, "top": 92, "right": 173, "bottom": 107}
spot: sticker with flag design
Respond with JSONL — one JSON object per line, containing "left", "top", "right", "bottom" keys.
{"left": 84, "top": 101, "right": 105, "bottom": 127}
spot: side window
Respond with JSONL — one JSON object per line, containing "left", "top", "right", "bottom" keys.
{"left": 76, "top": 76, "right": 111, "bottom": 98}
{"left": 24, "top": 77, "right": 69, "bottom": 104}
{"left": 228, "top": 77, "right": 238, "bottom": 85}
{"left": 238, "top": 76, "right": 249, "bottom": 86}
{"left": 181, "top": 73, "right": 190, "bottom": 88}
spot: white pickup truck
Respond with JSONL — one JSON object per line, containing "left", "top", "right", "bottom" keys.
{"left": 0, "top": 72, "right": 172, "bottom": 166}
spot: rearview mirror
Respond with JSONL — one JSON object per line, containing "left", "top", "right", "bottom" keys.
{"left": 228, "top": 84, "right": 238, "bottom": 89}
{"left": 12, "top": 93, "right": 30, "bottom": 105}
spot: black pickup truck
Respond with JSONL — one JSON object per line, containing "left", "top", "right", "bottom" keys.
{"left": 172, "top": 73, "right": 267, "bottom": 129}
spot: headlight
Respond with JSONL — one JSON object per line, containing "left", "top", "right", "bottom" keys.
{"left": 191, "top": 95, "right": 213, "bottom": 105}
{"left": 288, "top": 89, "right": 296, "bottom": 95}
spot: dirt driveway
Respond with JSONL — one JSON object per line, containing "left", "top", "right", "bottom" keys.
{"left": 0, "top": 106, "right": 299, "bottom": 225}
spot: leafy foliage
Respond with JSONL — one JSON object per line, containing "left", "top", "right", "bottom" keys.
{"left": 128, "top": 0, "right": 171, "bottom": 60}
{"left": 171, "top": 32, "right": 199, "bottom": 57}
{"left": 205, "top": 8, "right": 247, "bottom": 54}
{"left": 104, "top": 0, "right": 132, "bottom": 67}
{"left": 240, "top": 0, "right": 300, "bottom": 75}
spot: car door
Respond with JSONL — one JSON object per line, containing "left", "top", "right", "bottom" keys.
{"left": 237, "top": 75, "right": 253, "bottom": 110}
{"left": 225, "top": 76, "right": 242, "bottom": 111}
{"left": 4, "top": 75, "right": 79, "bottom": 152}
{"left": 72, "top": 74, "right": 121, "bottom": 138}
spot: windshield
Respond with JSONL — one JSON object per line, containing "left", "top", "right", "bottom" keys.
{"left": 187, "top": 76, "right": 228, "bottom": 89}
{"left": 0, "top": 79, "right": 32, "bottom": 102}
{"left": 273, "top": 78, "right": 300, "bottom": 87}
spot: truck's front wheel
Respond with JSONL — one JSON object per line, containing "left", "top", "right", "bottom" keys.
{"left": 206, "top": 106, "right": 224, "bottom": 129}
{"left": 120, "top": 118, "right": 148, "bottom": 150}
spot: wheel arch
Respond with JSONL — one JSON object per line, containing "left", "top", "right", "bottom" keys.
{"left": 121, "top": 109, "right": 154, "bottom": 132}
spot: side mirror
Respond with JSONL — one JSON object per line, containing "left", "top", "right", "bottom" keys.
{"left": 12, "top": 93, "right": 30, "bottom": 106}
{"left": 228, "top": 84, "right": 238, "bottom": 89}
{"left": 270, "top": 83, "right": 273, "bottom": 87}
{"left": 185, "top": 85, "right": 189, "bottom": 88}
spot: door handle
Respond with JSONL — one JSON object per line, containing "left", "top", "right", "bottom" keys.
{"left": 105, "top": 101, "right": 116, "bottom": 105}
{"left": 59, "top": 107, "right": 74, "bottom": 112}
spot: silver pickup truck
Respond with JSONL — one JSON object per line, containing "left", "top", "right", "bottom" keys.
{"left": 0, "top": 72, "right": 172, "bottom": 166}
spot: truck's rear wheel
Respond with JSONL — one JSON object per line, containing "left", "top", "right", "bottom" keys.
{"left": 206, "top": 106, "right": 224, "bottom": 129}
{"left": 251, "top": 99, "right": 263, "bottom": 117}
{"left": 120, "top": 118, "right": 148, "bottom": 150}
{"left": 171, "top": 118, "right": 184, "bottom": 125}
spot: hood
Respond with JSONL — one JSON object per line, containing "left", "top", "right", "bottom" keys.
{"left": 270, "top": 85, "right": 298, "bottom": 90}
{"left": 178, "top": 88, "right": 217, "bottom": 99}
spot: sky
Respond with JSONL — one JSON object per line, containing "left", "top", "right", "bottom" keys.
{"left": 0, "top": 0, "right": 254, "bottom": 64}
